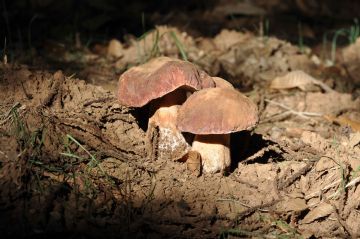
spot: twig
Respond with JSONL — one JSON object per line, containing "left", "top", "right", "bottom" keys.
{"left": 259, "top": 111, "right": 292, "bottom": 124}
{"left": 277, "top": 162, "right": 314, "bottom": 190}
{"left": 311, "top": 78, "right": 335, "bottom": 93}
{"left": 217, "top": 198, "right": 269, "bottom": 212}
{"left": 327, "top": 176, "right": 360, "bottom": 199}
{"left": 234, "top": 199, "right": 280, "bottom": 221}
{"left": 265, "top": 99, "right": 323, "bottom": 119}
{"left": 231, "top": 176, "right": 259, "bottom": 189}
{"left": 83, "top": 96, "right": 115, "bottom": 107}
{"left": 0, "top": 150, "right": 8, "bottom": 159}
{"left": 306, "top": 175, "right": 360, "bottom": 204}
{"left": 305, "top": 179, "right": 341, "bottom": 200}
{"left": 241, "top": 144, "right": 283, "bottom": 164}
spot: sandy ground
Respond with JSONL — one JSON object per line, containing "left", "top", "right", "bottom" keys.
{"left": 1, "top": 27, "right": 360, "bottom": 238}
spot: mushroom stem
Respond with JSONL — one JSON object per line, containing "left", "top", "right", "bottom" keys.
{"left": 146, "top": 88, "right": 192, "bottom": 161}
{"left": 191, "top": 134, "right": 231, "bottom": 173}
{"left": 149, "top": 105, "right": 179, "bottom": 131}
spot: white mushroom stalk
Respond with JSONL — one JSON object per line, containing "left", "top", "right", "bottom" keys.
{"left": 191, "top": 134, "right": 231, "bottom": 173}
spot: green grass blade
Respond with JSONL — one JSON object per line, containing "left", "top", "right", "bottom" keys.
{"left": 170, "top": 31, "right": 188, "bottom": 61}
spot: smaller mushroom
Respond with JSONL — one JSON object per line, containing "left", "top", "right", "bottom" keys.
{"left": 177, "top": 87, "right": 258, "bottom": 174}
{"left": 212, "top": 77, "right": 234, "bottom": 89}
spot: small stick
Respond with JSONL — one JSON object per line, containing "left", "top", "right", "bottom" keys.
{"left": 83, "top": 96, "right": 115, "bottom": 107}
{"left": 311, "top": 78, "right": 335, "bottom": 93}
{"left": 265, "top": 99, "right": 323, "bottom": 119}
{"left": 234, "top": 199, "right": 280, "bottom": 221}
{"left": 241, "top": 144, "right": 283, "bottom": 164}
{"left": 277, "top": 162, "right": 314, "bottom": 190}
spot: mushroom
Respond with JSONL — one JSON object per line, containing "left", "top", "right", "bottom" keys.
{"left": 212, "top": 77, "right": 234, "bottom": 89}
{"left": 117, "top": 56, "right": 215, "bottom": 161}
{"left": 177, "top": 87, "right": 258, "bottom": 173}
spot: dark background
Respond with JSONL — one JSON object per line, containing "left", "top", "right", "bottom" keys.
{"left": 2, "top": 0, "right": 360, "bottom": 51}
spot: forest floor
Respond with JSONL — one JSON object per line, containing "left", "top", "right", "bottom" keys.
{"left": 1, "top": 2, "right": 360, "bottom": 238}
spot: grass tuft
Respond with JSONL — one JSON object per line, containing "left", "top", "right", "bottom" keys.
{"left": 322, "top": 18, "right": 360, "bottom": 64}
{"left": 170, "top": 31, "right": 188, "bottom": 61}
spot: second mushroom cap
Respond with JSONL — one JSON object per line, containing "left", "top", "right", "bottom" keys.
{"left": 177, "top": 87, "right": 258, "bottom": 134}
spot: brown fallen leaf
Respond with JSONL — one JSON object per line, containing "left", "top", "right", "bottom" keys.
{"left": 305, "top": 92, "right": 358, "bottom": 115}
{"left": 270, "top": 70, "right": 333, "bottom": 93}
{"left": 213, "top": 29, "right": 252, "bottom": 51}
{"left": 324, "top": 114, "right": 360, "bottom": 132}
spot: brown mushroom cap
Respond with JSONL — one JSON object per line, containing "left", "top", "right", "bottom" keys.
{"left": 177, "top": 88, "right": 258, "bottom": 134}
{"left": 117, "top": 57, "right": 215, "bottom": 107}
{"left": 212, "top": 77, "right": 234, "bottom": 89}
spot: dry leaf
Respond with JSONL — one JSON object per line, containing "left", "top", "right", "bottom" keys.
{"left": 213, "top": 29, "right": 251, "bottom": 51}
{"left": 270, "top": 70, "right": 333, "bottom": 92}
{"left": 336, "top": 116, "right": 360, "bottom": 132}
{"left": 270, "top": 70, "right": 314, "bottom": 90}
{"left": 324, "top": 114, "right": 360, "bottom": 132}
{"left": 305, "top": 92, "right": 358, "bottom": 115}
{"left": 301, "top": 203, "right": 334, "bottom": 224}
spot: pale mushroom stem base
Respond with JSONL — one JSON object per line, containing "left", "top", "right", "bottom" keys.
{"left": 146, "top": 89, "right": 192, "bottom": 161}
{"left": 191, "top": 134, "right": 231, "bottom": 174}
{"left": 147, "top": 104, "right": 190, "bottom": 161}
